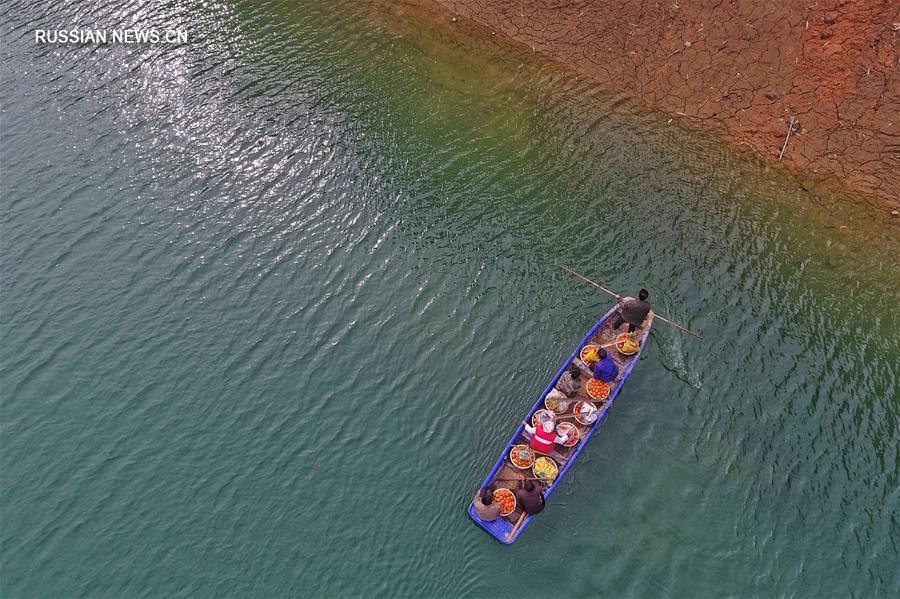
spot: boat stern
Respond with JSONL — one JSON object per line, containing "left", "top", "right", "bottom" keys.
{"left": 466, "top": 503, "right": 517, "bottom": 545}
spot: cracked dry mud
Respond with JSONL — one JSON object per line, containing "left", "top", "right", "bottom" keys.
{"left": 435, "top": 0, "right": 899, "bottom": 209}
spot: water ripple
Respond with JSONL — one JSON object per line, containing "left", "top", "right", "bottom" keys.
{"left": 2, "top": 0, "right": 898, "bottom": 597}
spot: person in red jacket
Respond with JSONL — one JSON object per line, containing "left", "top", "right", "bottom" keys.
{"left": 522, "top": 418, "right": 569, "bottom": 454}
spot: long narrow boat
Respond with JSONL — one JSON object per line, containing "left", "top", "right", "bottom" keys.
{"left": 468, "top": 304, "right": 654, "bottom": 544}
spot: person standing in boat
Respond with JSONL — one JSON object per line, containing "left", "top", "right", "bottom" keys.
{"left": 592, "top": 348, "right": 619, "bottom": 382}
{"left": 515, "top": 480, "right": 545, "bottom": 515}
{"left": 521, "top": 419, "right": 569, "bottom": 454}
{"left": 613, "top": 289, "right": 651, "bottom": 333}
{"left": 472, "top": 488, "right": 500, "bottom": 521}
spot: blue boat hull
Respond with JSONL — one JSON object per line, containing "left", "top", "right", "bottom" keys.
{"left": 468, "top": 305, "right": 653, "bottom": 544}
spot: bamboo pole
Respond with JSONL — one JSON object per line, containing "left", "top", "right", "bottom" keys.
{"left": 506, "top": 512, "right": 527, "bottom": 541}
{"left": 560, "top": 265, "right": 704, "bottom": 340}
{"left": 554, "top": 412, "right": 597, "bottom": 421}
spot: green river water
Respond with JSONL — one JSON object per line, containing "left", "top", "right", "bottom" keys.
{"left": 2, "top": 0, "right": 898, "bottom": 597}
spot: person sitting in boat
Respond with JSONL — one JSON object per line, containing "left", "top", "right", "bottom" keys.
{"left": 521, "top": 419, "right": 569, "bottom": 454}
{"left": 555, "top": 365, "right": 581, "bottom": 398}
{"left": 591, "top": 348, "right": 619, "bottom": 382}
{"left": 472, "top": 488, "right": 500, "bottom": 522}
{"left": 515, "top": 480, "right": 545, "bottom": 515}
{"left": 613, "top": 289, "right": 651, "bottom": 333}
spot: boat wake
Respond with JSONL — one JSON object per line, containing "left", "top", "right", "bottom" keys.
{"left": 657, "top": 332, "right": 703, "bottom": 389}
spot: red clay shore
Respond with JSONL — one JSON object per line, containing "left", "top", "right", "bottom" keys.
{"left": 432, "top": 0, "right": 899, "bottom": 210}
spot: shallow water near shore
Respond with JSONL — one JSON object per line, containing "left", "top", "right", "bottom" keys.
{"left": 2, "top": 0, "right": 898, "bottom": 597}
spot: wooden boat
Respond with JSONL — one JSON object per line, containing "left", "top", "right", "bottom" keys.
{"left": 467, "top": 304, "right": 654, "bottom": 544}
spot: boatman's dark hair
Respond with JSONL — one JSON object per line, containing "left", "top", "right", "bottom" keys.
{"left": 482, "top": 488, "right": 493, "bottom": 505}
{"left": 569, "top": 365, "right": 580, "bottom": 378}
{"left": 598, "top": 349, "right": 607, "bottom": 359}
{"left": 638, "top": 289, "right": 649, "bottom": 301}
{"left": 524, "top": 480, "right": 535, "bottom": 492}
